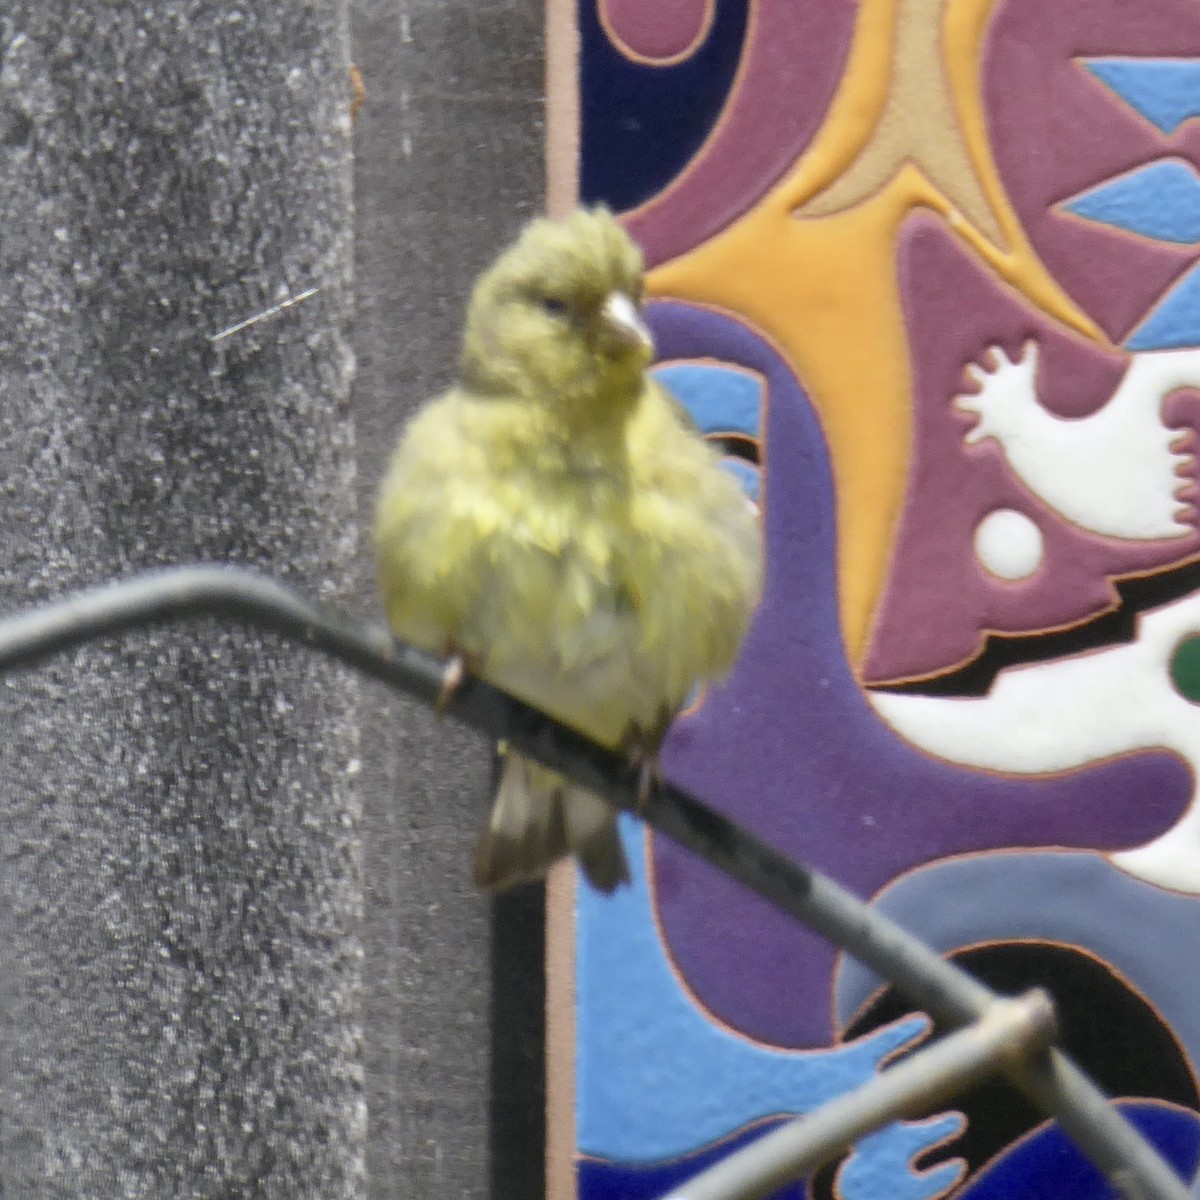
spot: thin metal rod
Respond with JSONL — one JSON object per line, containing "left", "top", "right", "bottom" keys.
{"left": 665, "top": 990, "right": 1059, "bottom": 1200}
{"left": 208, "top": 285, "right": 321, "bottom": 343}
{"left": 0, "top": 564, "right": 1188, "bottom": 1200}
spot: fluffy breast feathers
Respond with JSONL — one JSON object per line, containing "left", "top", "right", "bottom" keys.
{"left": 375, "top": 374, "right": 760, "bottom": 747}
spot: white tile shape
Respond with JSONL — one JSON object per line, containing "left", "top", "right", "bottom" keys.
{"left": 869, "top": 590, "right": 1200, "bottom": 892}
{"left": 973, "top": 508, "right": 1044, "bottom": 580}
{"left": 953, "top": 342, "right": 1199, "bottom": 541}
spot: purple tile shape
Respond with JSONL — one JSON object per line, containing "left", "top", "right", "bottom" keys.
{"left": 863, "top": 214, "right": 1200, "bottom": 684}
{"left": 985, "top": 0, "right": 1200, "bottom": 342}
{"left": 578, "top": 1119, "right": 806, "bottom": 1200}
{"left": 647, "top": 300, "right": 1191, "bottom": 1049}
{"left": 956, "top": 1101, "right": 1200, "bottom": 1200}
{"left": 833, "top": 852, "right": 1200, "bottom": 1078}
{"left": 625, "top": 0, "right": 856, "bottom": 268}
{"left": 600, "top": 0, "right": 710, "bottom": 61}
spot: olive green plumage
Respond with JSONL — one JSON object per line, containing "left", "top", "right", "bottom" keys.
{"left": 375, "top": 208, "right": 760, "bottom": 892}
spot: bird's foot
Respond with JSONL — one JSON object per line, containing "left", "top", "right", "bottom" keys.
{"left": 436, "top": 649, "right": 480, "bottom": 712}
{"left": 633, "top": 755, "right": 661, "bottom": 813}
{"left": 619, "top": 717, "right": 668, "bottom": 813}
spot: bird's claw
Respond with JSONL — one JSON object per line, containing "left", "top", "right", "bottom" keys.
{"left": 633, "top": 757, "right": 661, "bottom": 812}
{"left": 436, "top": 652, "right": 472, "bottom": 712}
{"left": 619, "top": 718, "right": 668, "bottom": 813}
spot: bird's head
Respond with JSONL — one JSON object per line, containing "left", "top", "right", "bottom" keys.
{"left": 460, "top": 208, "right": 654, "bottom": 419}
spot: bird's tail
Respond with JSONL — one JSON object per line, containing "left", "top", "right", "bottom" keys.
{"left": 473, "top": 750, "right": 630, "bottom": 893}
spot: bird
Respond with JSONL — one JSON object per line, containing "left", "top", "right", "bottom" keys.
{"left": 374, "top": 207, "right": 761, "bottom": 892}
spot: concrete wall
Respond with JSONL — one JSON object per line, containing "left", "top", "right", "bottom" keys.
{"left": 0, "top": 1, "right": 543, "bottom": 1194}
{"left": 351, "top": 1, "right": 545, "bottom": 1197}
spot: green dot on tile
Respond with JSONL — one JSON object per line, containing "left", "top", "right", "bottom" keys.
{"left": 1170, "top": 635, "right": 1200, "bottom": 703}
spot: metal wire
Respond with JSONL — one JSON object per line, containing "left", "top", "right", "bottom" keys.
{"left": 663, "top": 990, "right": 1059, "bottom": 1200}
{"left": 0, "top": 563, "right": 1189, "bottom": 1200}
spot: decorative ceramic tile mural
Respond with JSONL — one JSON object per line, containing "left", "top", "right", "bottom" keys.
{"left": 553, "top": 2, "right": 1200, "bottom": 1196}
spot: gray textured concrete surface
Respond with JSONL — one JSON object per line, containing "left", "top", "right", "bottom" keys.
{"left": 0, "top": 3, "right": 363, "bottom": 1196}
{"left": 349, "top": 1, "right": 545, "bottom": 1196}
{"left": 0, "top": 0, "right": 547, "bottom": 1194}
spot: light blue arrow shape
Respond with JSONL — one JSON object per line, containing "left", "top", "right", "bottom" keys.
{"left": 1084, "top": 58, "right": 1200, "bottom": 135}
{"left": 1126, "top": 262, "right": 1200, "bottom": 350}
{"left": 1062, "top": 159, "right": 1200, "bottom": 245}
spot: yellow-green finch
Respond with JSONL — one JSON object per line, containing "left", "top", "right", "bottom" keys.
{"left": 375, "top": 208, "right": 760, "bottom": 892}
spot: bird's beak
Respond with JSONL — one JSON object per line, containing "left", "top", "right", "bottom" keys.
{"left": 598, "top": 291, "right": 654, "bottom": 357}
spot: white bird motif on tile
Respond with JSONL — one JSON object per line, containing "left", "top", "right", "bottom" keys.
{"left": 953, "top": 341, "right": 1200, "bottom": 541}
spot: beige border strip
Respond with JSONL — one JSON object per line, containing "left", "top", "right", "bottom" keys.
{"left": 545, "top": 0, "right": 580, "bottom": 221}
{"left": 545, "top": 860, "right": 577, "bottom": 1200}
{"left": 545, "top": 4, "right": 581, "bottom": 1196}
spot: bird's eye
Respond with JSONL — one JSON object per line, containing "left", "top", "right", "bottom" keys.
{"left": 540, "top": 296, "right": 569, "bottom": 318}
